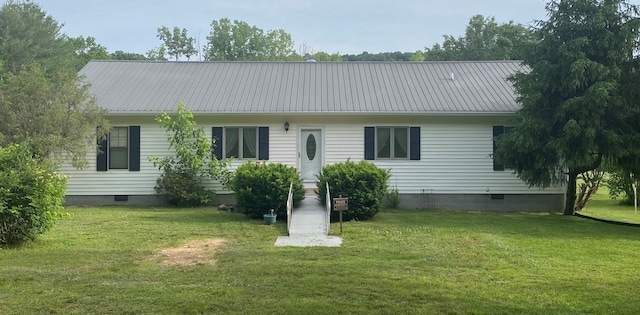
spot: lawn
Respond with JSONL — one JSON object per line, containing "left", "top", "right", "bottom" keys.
{"left": 1, "top": 199, "right": 639, "bottom": 314}
{"left": 577, "top": 186, "right": 640, "bottom": 224}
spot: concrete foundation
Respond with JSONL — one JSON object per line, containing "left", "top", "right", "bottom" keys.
{"left": 64, "top": 194, "right": 236, "bottom": 207}
{"left": 65, "top": 193, "right": 563, "bottom": 212}
{"left": 392, "top": 193, "right": 565, "bottom": 212}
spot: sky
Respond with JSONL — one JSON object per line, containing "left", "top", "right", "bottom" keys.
{"left": 38, "top": 0, "right": 550, "bottom": 57}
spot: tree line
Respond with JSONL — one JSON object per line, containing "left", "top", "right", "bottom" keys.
{"left": 12, "top": 12, "right": 534, "bottom": 63}
{"left": 147, "top": 15, "right": 533, "bottom": 62}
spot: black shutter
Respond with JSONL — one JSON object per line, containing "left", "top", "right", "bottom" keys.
{"left": 493, "top": 126, "right": 505, "bottom": 171}
{"left": 410, "top": 127, "right": 420, "bottom": 160}
{"left": 212, "top": 127, "right": 223, "bottom": 159}
{"left": 129, "top": 126, "right": 140, "bottom": 171}
{"left": 96, "top": 129, "right": 108, "bottom": 172}
{"left": 364, "top": 127, "right": 375, "bottom": 160}
{"left": 258, "top": 126, "right": 269, "bottom": 160}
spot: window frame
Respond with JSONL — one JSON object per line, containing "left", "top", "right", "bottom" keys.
{"left": 97, "top": 125, "right": 140, "bottom": 172}
{"left": 108, "top": 126, "right": 129, "bottom": 170}
{"left": 364, "top": 126, "right": 420, "bottom": 161}
{"left": 375, "top": 126, "right": 410, "bottom": 160}
{"left": 224, "top": 127, "right": 259, "bottom": 159}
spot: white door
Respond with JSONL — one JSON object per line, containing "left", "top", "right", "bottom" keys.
{"left": 301, "top": 129, "right": 322, "bottom": 183}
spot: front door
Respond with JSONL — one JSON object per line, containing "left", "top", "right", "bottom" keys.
{"left": 301, "top": 129, "right": 322, "bottom": 183}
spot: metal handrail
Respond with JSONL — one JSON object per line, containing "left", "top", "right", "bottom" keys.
{"left": 325, "top": 182, "right": 331, "bottom": 235}
{"left": 286, "top": 182, "right": 293, "bottom": 235}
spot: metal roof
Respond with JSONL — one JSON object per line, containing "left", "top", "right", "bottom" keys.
{"left": 79, "top": 60, "right": 524, "bottom": 114}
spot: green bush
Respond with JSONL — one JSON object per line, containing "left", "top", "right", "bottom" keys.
{"left": 229, "top": 161, "right": 305, "bottom": 219}
{"left": 154, "top": 169, "right": 214, "bottom": 207}
{"left": 0, "top": 144, "right": 67, "bottom": 246}
{"left": 316, "top": 160, "right": 390, "bottom": 221}
{"left": 604, "top": 171, "right": 638, "bottom": 205}
{"left": 150, "top": 103, "right": 230, "bottom": 206}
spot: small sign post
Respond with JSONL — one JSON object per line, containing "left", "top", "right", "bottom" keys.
{"left": 333, "top": 196, "right": 348, "bottom": 234}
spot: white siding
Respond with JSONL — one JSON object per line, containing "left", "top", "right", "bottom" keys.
{"left": 268, "top": 124, "right": 297, "bottom": 168}
{"left": 62, "top": 122, "right": 169, "bottom": 195}
{"left": 313, "top": 118, "right": 563, "bottom": 195}
{"left": 63, "top": 115, "right": 564, "bottom": 196}
{"left": 374, "top": 123, "right": 563, "bottom": 194}
{"left": 324, "top": 124, "right": 364, "bottom": 163}
{"left": 63, "top": 119, "right": 297, "bottom": 196}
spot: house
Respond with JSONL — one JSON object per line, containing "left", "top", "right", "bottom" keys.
{"left": 61, "top": 60, "right": 565, "bottom": 211}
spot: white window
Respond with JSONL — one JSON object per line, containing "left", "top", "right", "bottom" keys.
{"left": 109, "top": 127, "right": 128, "bottom": 169}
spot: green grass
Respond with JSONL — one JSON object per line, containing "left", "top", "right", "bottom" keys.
{"left": 1, "top": 200, "right": 640, "bottom": 314}
{"left": 578, "top": 186, "right": 640, "bottom": 224}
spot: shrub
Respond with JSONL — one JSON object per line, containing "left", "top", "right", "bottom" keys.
{"left": 316, "top": 160, "right": 390, "bottom": 221}
{"left": 0, "top": 143, "right": 67, "bottom": 246}
{"left": 229, "top": 161, "right": 305, "bottom": 219}
{"left": 150, "top": 103, "right": 230, "bottom": 206}
{"left": 154, "top": 169, "right": 214, "bottom": 207}
{"left": 386, "top": 185, "right": 400, "bottom": 209}
{"left": 604, "top": 171, "right": 639, "bottom": 205}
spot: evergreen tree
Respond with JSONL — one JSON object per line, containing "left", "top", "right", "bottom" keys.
{"left": 495, "top": 0, "right": 640, "bottom": 215}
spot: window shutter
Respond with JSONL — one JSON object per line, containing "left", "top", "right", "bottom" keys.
{"left": 364, "top": 127, "right": 375, "bottom": 160}
{"left": 410, "top": 127, "right": 420, "bottom": 160}
{"left": 129, "top": 126, "right": 140, "bottom": 171}
{"left": 96, "top": 129, "right": 108, "bottom": 172}
{"left": 212, "top": 127, "right": 223, "bottom": 159}
{"left": 493, "top": 126, "right": 505, "bottom": 171}
{"left": 258, "top": 127, "right": 269, "bottom": 160}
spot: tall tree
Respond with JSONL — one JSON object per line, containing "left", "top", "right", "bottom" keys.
{"left": 410, "top": 50, "right": 425, "bottom": 61}
{"left": 0, "top": 0, "right": 76, "bottom": 76}
{"left": 604, "top": 56, "right": 640, "bottom": 204}
{"left": 263, "top": 28, "right": 296, "bottom": 60}
{"left": 495, "top": 0, "right": 640, "bottom": 215}
{"left": 424, "top": 15, "right": 534, "bottom": 61}
{"left": 204, "top": 18, "right": 296, "bottom": 61}
{"left": 70, "top": 36, "right": 110, "bottom": 68}
{"left": 146, "top": 46, "right": 168, "bottom": 61}
{"left": 156, "top": 26, "right": 198, "bottom": 61}
{"left": 0, "top": 1, "right": 109, "bottom": 168}
{"left": 0, "top": 63, "right": 109, "bottom": 168}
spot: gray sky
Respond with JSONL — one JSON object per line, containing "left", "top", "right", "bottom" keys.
{"left": 38, "top": 0, "right": 549, "bottom": 56}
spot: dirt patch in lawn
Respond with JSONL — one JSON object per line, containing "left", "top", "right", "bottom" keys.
{"left": 154, "top": 238, "right": 228, "bottom": 267}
